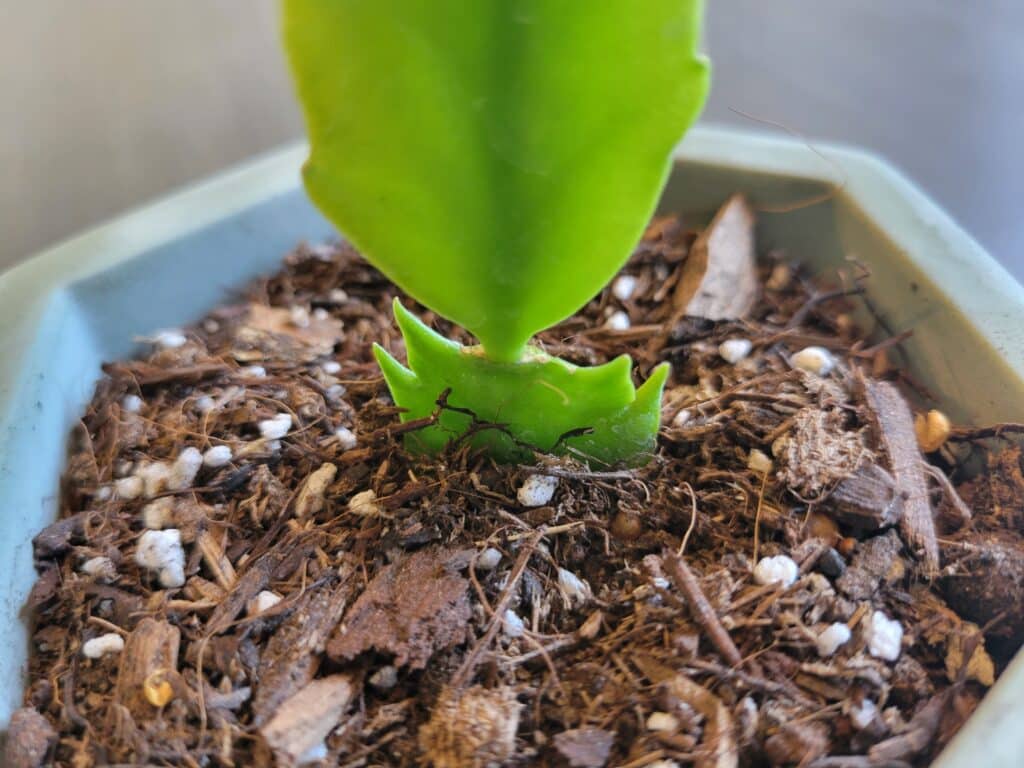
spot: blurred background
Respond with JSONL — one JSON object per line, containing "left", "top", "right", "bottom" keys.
{"left": 3, "top": 1, "right": 1022, "bottom": 277}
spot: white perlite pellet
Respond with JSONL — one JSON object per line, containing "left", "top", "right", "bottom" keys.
{"left": 718, "top": 338, "right": 753, "bottom": 364}
{"left": 242, "top": 365, "right": 267, "bottom": 378}
{"left": 135, "top": 529, "right": 186, "bottom": 588}
{"left": 322, "top": 361, "right": 342, "bottom": 375}
{"left": 153, "top": 329, "right": 187, "bottom": 349}
{"left": 612, "top": 274, "right": 637, "bottom": 301}
{"left": 849, "top": 698, "right": 877, "bottom": 730}
{"left": 605, "top": 310, "right": 631, "bottom": 331}
{"left": 815, "top": 622, "right": 852, "bottom": 657}
{"left": 502, "top": 609, "right": 526, "bottom": 638}
{"left": 335, "top": 426, "right": 358, "bottom": 451}
{"left": 557, "top": 568, "right": 591, "bottom": 606}
{"left": 80, "top": 556, "right": 117, "bottom": 582}
{"left": 114, "top": 475, "right": 144, "bottom": 500}
{"left": 297, "top": 742, "right": 328, "bottom": 766}
{"left": 476, "top": 547, "right": 502, "bottom": 571}
{"left": 121, "top": 394, "right": 143, "bottom": 413}
{"left": 167, "top": 447, "right": 203, "bottom": 491}
{"left": 517, "top": 474, "right": 558, "bottom": 507}
{"left": 753, "top": 555, "right": 799, "bottom": 588}
{"left": 866, "top": 610, "right": 903, "bottom": 661}
{"left": 646, "top": 712, "right": 680, "bottom": 732}
{"left": 747, "top": 448, "right": 773, "bottom": 474}
{"left": 82, "top": 633, "right": 125, "bottom": 659}
{"left": 203, "top": 445, "right": 233, "bottom": 468}
{"left": 248, "top": 590, "right": 283, "bottom": 616}
{"left": 791, "top": 346, "right": 836, "bottom": 376}
{"left": 259, "top": 413, "right": 293, "bottom": 440}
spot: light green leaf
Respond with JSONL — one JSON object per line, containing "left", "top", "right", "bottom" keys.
{"left": 374, "top": 300, "right": 669, "bottom": 465}
{"left": 283, "top": 0, "right": 709, "bottom": 361}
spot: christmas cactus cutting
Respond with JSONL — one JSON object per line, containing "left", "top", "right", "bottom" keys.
{"left": 282, "top": 0, "right": 710, "bottom": 464}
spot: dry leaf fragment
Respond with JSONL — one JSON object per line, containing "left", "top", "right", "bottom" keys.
{"left": 327, "top": 547, "right": 471, "bottom": 669}
{"left": 944, "top": 624, "right": 995, "bottom": 686}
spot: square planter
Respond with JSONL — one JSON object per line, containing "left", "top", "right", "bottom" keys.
{"left": 1, "top": 126, "right": 1021, "bottom": 765}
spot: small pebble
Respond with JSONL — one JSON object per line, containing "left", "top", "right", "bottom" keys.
{"left": 747, "top": 448, "right": 773, "bottom": 474}
{"left": 719, "top": 338, "right": 753, "bottom": 364}
{"left": 753, "top": 555, "right": 799, "bottom": 588}
{"left": 646, "top": 712, "right": 680, "bottom": 733}
{"left": 517, "top": 474, "right": 558, "bottom": 507}
{"left": 612, "top": 274, "right": 637, "bottom": 301}
{"left": 248, "top": 590, "right": 282, "bottom": 616}
{"left": 334, "top": 426, "right": 358, "bottom": 451}
{"left": 791, "top": 346, "right": 836, "bottom": 376}
{"left": 322, "top": 360, "right": 342, "bottom": 375}
{"left": 114, "top": 475, "right": 144, "bottom": 500}
{"left": 369, "top": 665, "right": 398, "bottom": 691}
{"left": 153, "top": 329, "right": 187, "bottom": 349}
{"left": 476, "top": 547, "right": 502, "bottom": 571}
{"left": 815, "top": 622, "right": 852, "bottom": 657}
{"left": 849, "top": 698, "right": 877, "bottom": 730}
{"left": 502, "top": 609, "right": 526, "bottom": 638}
{"left": 121, "top": 394, "right": 143, "bottom": 413}
{"left": 141, "top": 497, "right": 174, "bottom": 529}
{"left": 605, "top": 311, "right": 631, "bottom": 331}
{"left": 259, "top": 413, "right": 293, "bottom": 440}
{"left": 203, "top": 445, "right": 233, "bottom": 468}
{"left": 557, "top": 567, "right": 591, "bottom": 606}
{"left": 242, "top": 365, "right": 267, "bottom": 378}
{"left": 815, "top": 547, "right": 847, "bottom": 578}
{"left": 866, "top": 610, "right": 903, "bottom": 661}
{"left": 135, "top": 529, "right": 186, "bottom": 588}
{"left": 82, "top": 633, "right": 125, "bottom": 659}
{"left": 349, "top": 489, "right": 382, "bottom": 516}
{"left": 329, "top": 288, "right": 349, "bottom": 303}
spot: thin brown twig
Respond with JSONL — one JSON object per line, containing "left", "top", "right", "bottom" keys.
{"left": 662, "top": 552, "right": 743, "bottom": 667}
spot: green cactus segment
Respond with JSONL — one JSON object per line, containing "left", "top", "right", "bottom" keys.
{"left": 374, "top": 300, "right": 669, "bottom": 465}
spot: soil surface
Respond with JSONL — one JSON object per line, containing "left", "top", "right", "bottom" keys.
{"left": 10, "top": 201, "right": 1024, "bottom": 768}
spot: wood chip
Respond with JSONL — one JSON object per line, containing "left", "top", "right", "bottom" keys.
{"left": 252, "top": 577, "right": 352, "bottom": 725}
{"left": 672, "top": 194, "right": 758, "bottom": 320}
{"left": 828, "top": 462, "right": 903, "bottom": 531}
{"left": 112, "top": 618, "right": 181, "bottom": 719}
{"left": 836, "top": 530, "right": 903, "bottom": 600}
{"left": 862, "top": 378, "right": 939, "bottom": 572}
{"left": 258, "top": 674, "right": 355, "bottom": 766}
